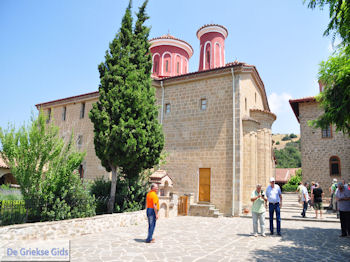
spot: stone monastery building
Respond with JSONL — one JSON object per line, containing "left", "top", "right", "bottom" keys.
{"left": 290, "top": 83, "right": 350, "bottom": 196}
{"left": 36, "top": 25, "right": 276, "bottom": 216}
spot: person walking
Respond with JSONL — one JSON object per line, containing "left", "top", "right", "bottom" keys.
{"left": 296, "top": 182, "right": 303, "bottom": 204}
{"left": 146, "top": 183, "right": 159, "bottom": 243}
{"left": 266, "top": 177, "right": 282, "bottom": 236}
{"left": 312, "top": 183, "right": 324, "bottom": 219}
{"left": 251, "top": 184, "right": 267, "bottom": 237}
{"left": 329, "top": 178, "right": 337, "bottom": 210}
{"left": 335, "top": 182, "right": 350, "bottom": 237}
{"left": 301, "top": 182, "right": 309, "bottom": 218}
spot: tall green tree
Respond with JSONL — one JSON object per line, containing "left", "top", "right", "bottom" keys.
{"left": 305, "top": 0, "right": 350, "bottom": 45}
{"left": 0, "top": 112, "right": 95, "bottom": 221}
{"left": 305, "top": 0, "right": 350, "bottom": 135}
{"left": 89, "top": 0, "right": 164, "bottom": 213}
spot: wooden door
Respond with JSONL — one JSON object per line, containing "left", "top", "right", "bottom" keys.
{"left": 199, "top": 168, "right": 210, "bottom": 202}
{"left": 178, "top": 195, "right": 188, "bottom": 216}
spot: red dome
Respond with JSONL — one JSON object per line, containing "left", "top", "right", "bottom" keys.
{"left": 149, "top": 34, "right": 193, "bottom": 78}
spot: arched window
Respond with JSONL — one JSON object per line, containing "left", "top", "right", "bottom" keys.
{"left": 329, "top": 156, "right": 341, "bottom": 176}
{"left": 162, "top": 53, "right": 171, "bottom": 75}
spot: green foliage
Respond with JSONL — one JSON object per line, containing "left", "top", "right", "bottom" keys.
{"left": 0, "top": 200, "right": 26, "bottom": 226}
{"left": 90, "top": 173, "right": 148, "bottom": 214}
{"left": 309, "top": 47, "right": 350, "bottom": 135}
{"left": 274, "top": 141, "right": 301, "bottom": 168}
{"left": 289, "top": 133, "right": 297, "bottom": 138}
{"left": 305, "top": 0, "right": 350, "bottom": 45}
{"left": 282, "top": 169, "right": 302, "bottom": 192}
{"left": 276, "top": 141, "right": 280, "bottom": 145}
{"left": 281, "top": 135, "right": 291, "bottom": 141}
{"left": 0, "top": 112, "right": 95, "bottom": 222}
{"left": 89, "top": 0, "right": 164, "bottom": 212}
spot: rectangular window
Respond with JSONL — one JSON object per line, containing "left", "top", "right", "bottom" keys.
{"left": 177, "top": 62, "right": 179, "bottom": 74}
{"left": 322, "top": 125, "right": 332, "bottom": 138}
{"left": 77, "top": 135, "right": 83, "bottom": 148}
{"left": 154, "top": 61, "right": 158, "bottom": 73}
{"left": 166, "top": 61, "right": 169, "bottom": 72}
{"left": 200, "top": 98, "right": 207, "bottom": 110}
{"left": 165, "top": 103, "right": 171, "bottom": 114}
{"left": 62, "top": 106, "right": 66, "bottom": 121}
{"left": 80, "top": 103, "right": 85, "bottom": 119}
{"left": 47, "top": 108, "right": 51, "bottom": 123}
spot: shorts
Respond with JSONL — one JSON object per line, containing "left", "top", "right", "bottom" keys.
{"left": 314, "top": 202, "right": 323, "bottom": 210}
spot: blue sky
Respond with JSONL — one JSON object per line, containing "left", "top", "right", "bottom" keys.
{"left": 0, "top": 0, "right": 332, "bottom": 134}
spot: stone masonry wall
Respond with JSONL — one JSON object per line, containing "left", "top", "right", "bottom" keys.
{"left": 155, "top": 74, "right": 235, "bottom": 215}
{"left": 299, "top": 102, "right": 350, "bottom": 196}
{"left": 0, "top": 210, "right": 147, "bottom": 241}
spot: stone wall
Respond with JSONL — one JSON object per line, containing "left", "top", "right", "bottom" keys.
{"left": 299, "top": 102, "right": 350, "bottom": 196}
{"left": 0, "top": 211, "right": 147, "bottom": 241}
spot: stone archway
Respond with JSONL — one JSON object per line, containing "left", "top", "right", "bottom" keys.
{"left": 0, "top": 173, "right": 17, "bottom": 185}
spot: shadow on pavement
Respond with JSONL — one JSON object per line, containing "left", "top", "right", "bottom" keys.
{"left": 133, "top": 238, "right": 146, "bottom": 243}
{"left": 251, "top": 227, "right": 350, "bottom": 261}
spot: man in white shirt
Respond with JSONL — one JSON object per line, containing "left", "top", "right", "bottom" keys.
{"left": 266, "top": 177, "right": 282, "bottom": 236}
{"left": 301, "top": 182, "right": 309, "bottom": 218}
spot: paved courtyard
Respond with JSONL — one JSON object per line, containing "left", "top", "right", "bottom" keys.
{"left": 70, "top": 216, "right": 350, "bottom": 262}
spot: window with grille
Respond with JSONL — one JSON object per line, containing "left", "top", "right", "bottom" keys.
{"left": 322, "top": 125, "right": 332, "bottom": 138}
{"left": 329, "top": 156, "right": 341, "bottom": 176}
{"left": 47, "top": 108, "right": 51, "bottom": 123}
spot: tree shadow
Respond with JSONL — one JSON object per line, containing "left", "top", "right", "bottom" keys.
{"left": 251, "top": 227, "right": 350, "bottom": 261}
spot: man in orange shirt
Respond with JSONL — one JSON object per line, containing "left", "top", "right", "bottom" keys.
{"left": 146, "top": 183, "right": 159, "bottom": 243}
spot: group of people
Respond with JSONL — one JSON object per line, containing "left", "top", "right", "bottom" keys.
{"left": 250, "top": 177, "right": 282, "bottom": 237}
{"left": 145, "top": 177, "right": 350, "bottom": 243}
{"left": 296, "top": 181, "right": 324, "bottom": 219}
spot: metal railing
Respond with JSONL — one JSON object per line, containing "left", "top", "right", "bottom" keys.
{"left": 0, "top": 196, "right": 110, "bottom": 226}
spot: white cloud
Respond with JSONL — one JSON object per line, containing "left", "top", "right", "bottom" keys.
{"left": 268, "top": 92, "right": 292, "bottom": 114}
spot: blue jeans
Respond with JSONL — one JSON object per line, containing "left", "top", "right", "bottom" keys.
{"left": 146, "top": 208, "right": 156, "bottom": 242}
{"left": 302, "top": 201, "right": 308, "bottom": 217}
{"left": 269, "top": 203, "right": 281, "bottom": 234}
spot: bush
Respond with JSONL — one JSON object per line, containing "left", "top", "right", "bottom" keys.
{"left": 0, "top": 200, "right": 26, "bottom": 226}
{"left": 90, "top": 173, "right": 148, "bottom": 214}
{"left": 276, "top": 141, "right": 280, "bottom": 145}
{"left": 281, "top": 135, "right": 291, "bottom": 141}
{"left": 289, "top": 133, "right": 297, "bottom": 139}
{"left": 282, "top": 169, "right": 302, "bottom": 192}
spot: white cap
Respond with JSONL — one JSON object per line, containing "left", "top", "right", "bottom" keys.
{"left": 270, "top": 177, "right": 275, "bottom": 182}
{"left": 333, "top": 178, "right": 337, "bottom": 183}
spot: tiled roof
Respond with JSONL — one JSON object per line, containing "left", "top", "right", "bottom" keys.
{"left": 35, "top": 91, "right": 99, "bottom": 108}
{"left": 0, "top": 156, "right": 9, "bottom": 169}
{"left": 149, "top": 34, "right": 193, "bottom": 53}
{"left": 196, "top": 24, "right": 229, "bottom": 37}
{"left": 275, "top": 168, "right": 299, "bottom": 183}
{"left": 289, "top": 97, "right": 317, "bottom": 122}
{"left": 250, "top": 108, "right": 277, "bottom": 120}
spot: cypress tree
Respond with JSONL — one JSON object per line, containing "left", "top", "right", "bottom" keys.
{"left": 89, "top": 0, "right": 164, "bottom": 213}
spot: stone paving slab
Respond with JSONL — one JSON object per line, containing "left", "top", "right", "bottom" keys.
{"left": 70, "top": 216, "right": 350, "bottom": 262}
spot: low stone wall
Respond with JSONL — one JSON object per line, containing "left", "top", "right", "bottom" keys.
{"left": 0, "top": 210, "right": 147, "bottom": 241}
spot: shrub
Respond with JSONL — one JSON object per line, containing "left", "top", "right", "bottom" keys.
{"left": 289, "top": 133, "right": 297, "bottom": 139}
{"left": 0, "top": 200, "right": 26, "bottom": 226}
{"left": 282, "top": 169, "right": 302, "bottom": 192}
{"left": 90, "top": 172, "right": 149, "bottom": 214}
{"left": 281, "top": 135, "right": 291, "bottom": 141}
{"left": 276, "top": 141, "right": 280, "bottom": 145}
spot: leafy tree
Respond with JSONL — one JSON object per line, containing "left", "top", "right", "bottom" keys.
{"left": 305, "top": 0, "right": 350, "bottom": 45}
{"left": 289, "top": 133, "right": 297, "bottom": 138}
{"left": 305, "top": 1, "right": 350, "bottom": 135}
{"left": 309, "top": 47, "right": 350, "bottom": 135}
{"left": 89, "top": 0, "right": 164, "bottom": 213}
{"left": 282, "top": 169, "right": 302, "bottom": 192}
{"left": 274, "top": 143, "right": 301, "bottom": 168}
{"left": 0, "top": 112, "right": 95, "bottom": 221}
{"left": 281, "top": 135, "right": 291, "bottom": 141}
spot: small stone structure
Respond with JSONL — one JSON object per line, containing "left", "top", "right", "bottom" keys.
{"left": 149, "top": 170, "right": 178, "bottom": 218}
